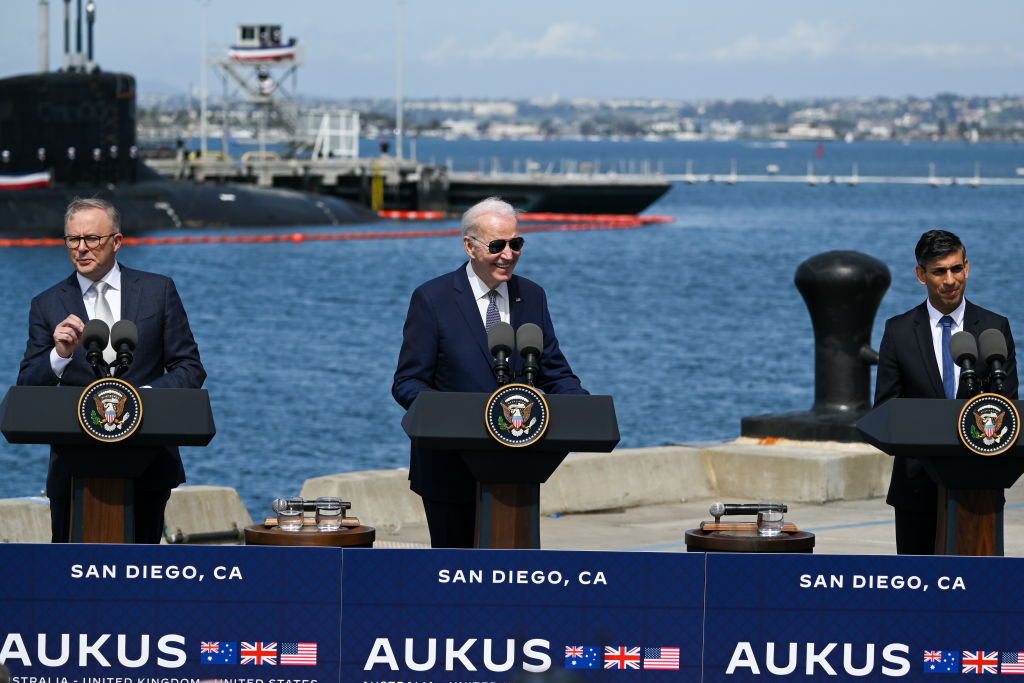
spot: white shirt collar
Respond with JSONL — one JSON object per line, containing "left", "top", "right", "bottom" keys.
{"left": 465, "top": 261, "right": 509, "bottom": 302}
{"left": 925, "top": 297, "right": 966, "bottom": 329}
{"left": 77, "top": 261, "right": 121, "bottom": 296}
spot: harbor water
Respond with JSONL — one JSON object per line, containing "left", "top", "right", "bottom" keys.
{"left": 2, "top": 138, "right": 1023, "bottom": 522}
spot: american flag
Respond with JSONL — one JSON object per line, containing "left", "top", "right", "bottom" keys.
{"left": 604, "top": 646, "right": 641, "bottom": 670}
{"left": 1002, "top": 652, "right": 1024, "bottom": 674}
{"left": 241, "top": 642, "right": 278, "bottom": 665}
{"left": 962, "top": 651, "right": 998, "bottom": 674}
{"left": 280, "top": 642, "right": 317, "bottom": 666}
{"left": 644, "top": 647, "right": 680, "bottom": 670}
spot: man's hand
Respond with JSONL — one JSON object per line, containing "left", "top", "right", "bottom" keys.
{"left": 53, "top": 314, "right": 85, "bottom": 359}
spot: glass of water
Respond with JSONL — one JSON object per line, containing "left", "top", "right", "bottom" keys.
{"left": 757, "top": 502, "right": 784, "bottom": 537}
{"left": 315, "top": 497, "right": 344, "bottom": 531}
{"left": 277, "top": 497, "right": 305, "bottom": 531}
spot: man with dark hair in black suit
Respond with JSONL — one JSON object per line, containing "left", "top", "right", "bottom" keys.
{"left": 875, "top": 229, "right": 1018, "bottom": 554}
{"left": 18, "top": 197, "right": 206, "bottom": 543}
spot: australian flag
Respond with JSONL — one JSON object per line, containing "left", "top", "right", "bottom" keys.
{"left": 565, "top": 645, "right": 600, "bottom": 669}
{"left": 200, "top": 641, "right": 238, "bottom": 665}
{"left": 923, "top": 650, "right": 959, "bottom": 674}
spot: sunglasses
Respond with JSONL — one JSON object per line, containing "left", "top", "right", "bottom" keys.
{"left": 469, "top": 235, "right": 525, "bottom": 254}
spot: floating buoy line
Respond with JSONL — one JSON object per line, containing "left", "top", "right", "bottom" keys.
{"left": 0, "top": 213, "right": 673, "bottom": 248}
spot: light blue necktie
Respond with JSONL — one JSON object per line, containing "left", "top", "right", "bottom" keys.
{"left": 485, "top": 289, "right": 500, "bottom": 330}
{"left": 941, "top": 315, "right": 955, "bottom": 399}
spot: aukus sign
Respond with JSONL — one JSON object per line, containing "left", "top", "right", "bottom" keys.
{"left": 0, "top": 545, "right": 1020, "bottom": 681}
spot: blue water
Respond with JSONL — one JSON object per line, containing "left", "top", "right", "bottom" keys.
{"left": 3, "top": 139, "right": 1024, "bottom": 522}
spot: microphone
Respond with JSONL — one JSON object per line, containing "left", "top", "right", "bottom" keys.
{"left": 82, "top": 318, "right": 110, "bottom": 378}
{"left": 487, "top": 321, "right": 514, "bottom": 385}
{"left": 109, "top": 320, "right": 138, "bottom": 378}
{"left": 709, "top": 502, "right": 788, "bottom": 517}
{"left": 516, "top": 323, "right": 543, "bottom": 387}
{"left": 949, "top": 330, "right": 981, "bottom": 397}
{"left": 979, "top": 328, "right": 1009, "bottom": 395}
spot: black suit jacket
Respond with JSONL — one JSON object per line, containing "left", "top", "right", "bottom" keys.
{"left": 17, "top": 264, "right": 206, "bottom": 493}
{"left": 393, "top": 264, "right": 587, "bottom": 501}
{"left": 875, "top": 299, "right": 1018, "bottom": 509}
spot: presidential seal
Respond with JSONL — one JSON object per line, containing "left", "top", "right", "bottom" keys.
{"left": 485, "top": 383, "right": 549, "bottom": 447}
{"left": 78, "top": 378, "right": 143, "bottom": 443}
{"left": 958, "top": 393, "right": 1019, "bottom": 456}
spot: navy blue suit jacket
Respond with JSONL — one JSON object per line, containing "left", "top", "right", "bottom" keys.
{"left": 18, "top": 264, "right": 206, "bottom": 492}
{"left": 875, "top": 300, "right": 1018, "bottom": 510}
{"left": 393, "top": 264, "right": 587, "bottom": 501}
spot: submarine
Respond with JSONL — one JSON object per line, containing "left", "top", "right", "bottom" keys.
{"left": 0, "top": 4, "right": 377, "bottom": 237}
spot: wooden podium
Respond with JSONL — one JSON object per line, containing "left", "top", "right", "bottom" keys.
{"left": 403, "top": 392, "right": 619, "bottom": 549}
{"left": 0, "top": 385, "right": 215, "bottom": 543}
{"left": 858, "top": 398, "right": 1024, "bottom": 556}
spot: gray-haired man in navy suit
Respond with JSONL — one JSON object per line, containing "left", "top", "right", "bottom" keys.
{"left": 18, "top": 197, "right": 206, "bottom": 543}
{"left": 875, "top": 229, "right": 1018, "bottom": 554}
{"left": 393, "top": 197, "right": 587, "bottom": 548}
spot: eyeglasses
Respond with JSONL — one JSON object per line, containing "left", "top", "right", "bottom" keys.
{"left": 468, "top": 235, "right": 525, "bottom": 254}
{"left": 64, "top": 233, "right": 116, "bottom": 249}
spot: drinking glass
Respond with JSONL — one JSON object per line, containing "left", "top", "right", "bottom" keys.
{"left": 757, "top": 502, "right": 784, "bottom": 537}
{"left": 315, "top": 497, "right": 344, "bottom": 532}
{"left": 277, "top": 497, "right": 305, "bottom": 531}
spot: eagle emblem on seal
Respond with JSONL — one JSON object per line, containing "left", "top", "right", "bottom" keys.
{"left": 973, "top": 407, "right": 1007, "bottom": 444}
{"left": 92, "top": 388, "right": 131, "bottom": 432}
{"left": 502, "top": 399, "right": 533, "bottom": 431}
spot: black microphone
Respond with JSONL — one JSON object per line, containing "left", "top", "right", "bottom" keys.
{"left": 709, "top": 502, "right": 788, "bottom": 517}
{"left": 979, "top": 328, "right": 1009, "bottom": 395}
{"left": 110, "top": 320, "right": 138, "bottom": 378}
{"left": 82, "top": 318, "right": 110, "bottom": 378}
{"left": 487, "top": 321, "right": 514, "bottom": 386}
{"left": 516, "top": 323, "right": 543, "bottom": 387}
{"left": 949, "top": 330, "right": 981, "bottom": 397}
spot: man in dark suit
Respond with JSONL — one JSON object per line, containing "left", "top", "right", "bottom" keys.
{"left": 393, "top": 197, "right": 587, "bottom": 548}
{"left": 875, "top": 229, "right": 1018, "bottom": 554}
{"left": 18, "top": 197, "right": 206, "bottom": 543}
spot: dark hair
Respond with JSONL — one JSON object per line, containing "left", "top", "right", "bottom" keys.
{"left": 915, "top": 229, "right": 965, "bottom": 268}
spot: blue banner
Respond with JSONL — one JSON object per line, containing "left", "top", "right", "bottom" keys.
{"left": 341, "top": 548, "right": 704, "bottom": 680}
{"left": 0, "top": 544, "right": 341, "bottom": 680}
{"left": 2, "top": 545, "right": 1024, "bottom": 681}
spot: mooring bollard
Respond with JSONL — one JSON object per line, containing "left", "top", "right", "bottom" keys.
{"left": 741, "top": 250, "right": 891, "bottom": 442}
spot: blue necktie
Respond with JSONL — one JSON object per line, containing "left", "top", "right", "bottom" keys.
{"left": 941, "top": 315, "right": 956, "bottom": 399}
{"left": 485, "top": 289, "right": 500, "bottom": 330}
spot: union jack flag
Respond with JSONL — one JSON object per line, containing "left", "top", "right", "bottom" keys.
{"left": 200, "top": 642, "right": 220, "bottom": 653}
{"left": 604, "top": 646, "right": 641, "bottom": 670}
{"left": 962, "top": 651, "right": 998, "bottom": 674}
{"left": 565, "top": 646, "right": 583, "bottom": 658}
{"left": 241, "top": 642, "right": 278, "bottom": 665}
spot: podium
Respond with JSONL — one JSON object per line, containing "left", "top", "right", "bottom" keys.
{"left": 0, "top": 386, "right": 215, "bottom": 543}
{"left": 857, "top": 398, "right": 1024, "bottom": 555}
{"left": 402, "top": 392, "right": 619, "bottom": 549}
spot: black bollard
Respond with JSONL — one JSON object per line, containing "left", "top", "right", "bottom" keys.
{"left": 741, "top": 250, "right": 891, "bottom": 442}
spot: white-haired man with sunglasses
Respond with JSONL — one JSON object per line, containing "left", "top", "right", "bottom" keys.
{"left": 393, "top": 197, "right": 587, "bottom": 548}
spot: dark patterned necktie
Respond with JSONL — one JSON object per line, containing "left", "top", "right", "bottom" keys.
{"left": 941, "top": 315, "right": 955, "bottom": 399}
{"left": 485, "top": 289, "right": 500, "bottom": 330}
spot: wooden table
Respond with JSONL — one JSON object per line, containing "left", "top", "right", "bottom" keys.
{"left": 685, "top": 528, "right": 815, "bottom": 553}
{"left": 244, "top": 524, "right": 375, "bottom": 548}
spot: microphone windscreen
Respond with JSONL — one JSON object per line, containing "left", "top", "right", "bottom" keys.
{"left": 949, "top": 330, "right": 978, "bottom": 364}
{"left": 487, "top": 321, "right": 514, "bottom": 355}
{"left": 82, "top": 318, "right": 110, "bottom": 349}
{"left": 709, "top": 501, "right": 725, "bottom": 517}
{"left": 516, "top": 323, "right": 544, "bottom": 356}
{"left": 979, "top": 328, "right": 1009, "bottom": 363}
{"left": 110, "top": 320, "right": 138, "bottom": 350}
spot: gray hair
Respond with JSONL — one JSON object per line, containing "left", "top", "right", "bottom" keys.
{"left": 461, "top": 196, "right": 516, "bottom": 237}
{"left": 65, "top": 196, "right": 121, "bottom": 234}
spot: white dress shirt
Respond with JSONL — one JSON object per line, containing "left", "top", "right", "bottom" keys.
{"left": 465, "top": 262, "right": 509, "bottom": 327}
{"left": 925, "top": 298, "right": 965, "bottom": 392}
{"left": 50, "top": 263, "right": 122, "bottom": 376}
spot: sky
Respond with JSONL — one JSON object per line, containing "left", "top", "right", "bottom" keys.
{"left": 2, "top": 0, "right": 1024, "bottom": 101}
